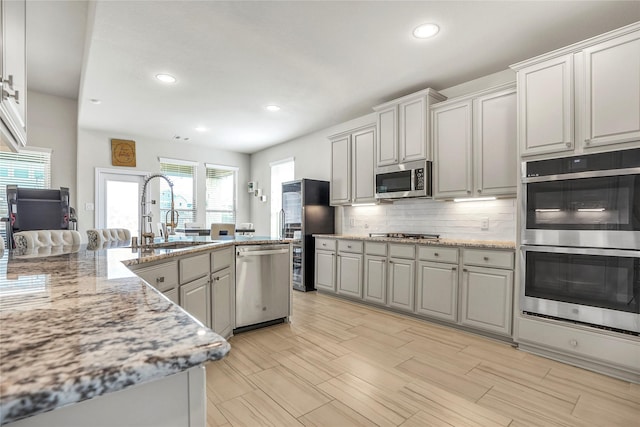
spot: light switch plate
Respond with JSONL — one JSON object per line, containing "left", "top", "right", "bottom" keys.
{"left": 85, "top": 202, "right": 94, "bottom": 211}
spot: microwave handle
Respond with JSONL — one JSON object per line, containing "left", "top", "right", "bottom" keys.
{"left": 521, "top": 245, "right": 640, "bottom": 258}
{"left": 522, "top": 167, "right": 640, "bottom": 183}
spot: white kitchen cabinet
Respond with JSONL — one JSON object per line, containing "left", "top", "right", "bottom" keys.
{"left": 460, "top": 248, "right": 514, "bottom": 336}
{"left": 315, "top": 238, "right": 336, "bottom": 292}
{"left": 582, "top": 31, "right": 640, "bottom": 148}
{"left": 329, "top": 125, "right": 376, "bottom": 205}
{"left": 164, "top": 288, "right": 179, "bottom": 304}
{"left": 432, "top": 83, "right": 516, "bottom": 200}
{"left": 387, "top": 244, "right": 416, "bottom": 312}
{"left": 336, "top": 240, "right": 363, "bottom": 298}
{"left": 131, "top": 260, "right": 179, "bottom": 297}
{"left": 512, "top": 23, "right": 640, "bottom": 158}
{"left": 211, "top": 267, "right": 233, "bottom": 338}
{"left": 180, "top": 275, "right": 211, "bottom": 328}
{"left": 363, "top": 242, "right": 387, "bottom": 305}
{"left": 0, "top": 0, "right": 27, "bottom": 150}
{"left": 415, "top": 245, "right": 459, "bottom": 322}
{"left": 374, "top": 88, "right": 446, "bottom": 167}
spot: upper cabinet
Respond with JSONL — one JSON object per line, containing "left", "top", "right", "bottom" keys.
{"left": 432, "top": 83, "right": 517, "bottom": 199}
{"left": 373, "top": 88, "right": 446, "bottom": 167}
{"left": 512, "top": 22, "right": 640, "bottom": 158}
{"left": 329, "top": 124, "right": 376, "bottom": 206}
{"left": 0, "top": 0, "right": 27, "bottom": 150}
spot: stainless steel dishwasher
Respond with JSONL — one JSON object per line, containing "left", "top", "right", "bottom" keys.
{"left": 235, "top": 244, "right": 291, "bottom": 331}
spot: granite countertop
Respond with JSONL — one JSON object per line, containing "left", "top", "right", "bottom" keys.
{"left": 314, "top": 234, "right": 516, "bottom": 249}
{"left": 0, "top": 236, "right": 292, "bottom": 425}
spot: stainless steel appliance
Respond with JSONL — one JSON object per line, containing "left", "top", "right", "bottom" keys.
{"left": 521, "top": 148, "right": 640, "bottom": 334}
{"left": 235, "top": 244, "right": 291, "bottom": 331}
{"left": 375, "top": 160, "right": 432, "bottom": 200}
{"left": 280, "top": 179, "right": 334, "bottom": 292}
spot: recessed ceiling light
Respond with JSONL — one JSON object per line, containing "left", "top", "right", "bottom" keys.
{"left": 265, "top": 105, "right": 281, "bottom": 112}
{"left": 195, "top": 126, "right": 207, "bottom": 132}
{"left": 155, "top": 73, "right": 176, "bottom": 83}
{"left": 413, "top": 23, "right": 440, "bottom": 39}
{"left": 89, "top": 98, "right": 101, "bottom": 104}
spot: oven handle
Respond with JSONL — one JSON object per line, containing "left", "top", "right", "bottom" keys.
{"left": 521, "top": 245, "right": 640, "bottom": 258}
{"left": 522, "top": 166, "right": 640, "bottom": 183}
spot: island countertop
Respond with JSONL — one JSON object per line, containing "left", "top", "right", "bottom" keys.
{"left": 0, "top": 236, "right": 291, "bottom": 425}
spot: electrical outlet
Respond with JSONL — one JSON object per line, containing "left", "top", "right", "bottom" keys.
{"left": 481, "top": 217, "right": 489, "bottom": 230}
{"left": 349, "top": 218, "right": 356, "bottom": 227}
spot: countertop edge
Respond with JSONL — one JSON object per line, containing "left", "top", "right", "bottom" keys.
{"left": 312, "top": 234, "right": 516, "bottom": 250}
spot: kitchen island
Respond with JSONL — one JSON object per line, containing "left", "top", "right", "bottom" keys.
{"left": 0, "top": 236, "right": 292, "bottom": 426}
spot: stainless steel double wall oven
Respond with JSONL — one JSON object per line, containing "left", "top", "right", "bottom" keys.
{"left": 521, "top": 148, "right": 640, "bottom": 334}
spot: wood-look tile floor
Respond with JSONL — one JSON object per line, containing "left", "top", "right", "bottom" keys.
{"left": 205, "top": 292, "right": 640, "bottom": 427}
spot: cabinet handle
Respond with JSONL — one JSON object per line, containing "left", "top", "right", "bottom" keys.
{"left": 569, "top": 339, "right": 578, "bottom": 347}
{"left": 347, "top": 245, "right": 352, "bottom": 248}
{"left": 389, "top": 260, "right": 394, "bottom": 264}
{"left": 467, "top": 190, "right": 471, "bottom": 194}
{"left": 322, "top": 243, "right": 326, "bottom": 247}
{"left": 483, "top": 256, "right": 489, "bottom": 261}
{"left": 156, "top": 276, "right": 165, "bottom": 283}
{"left": 452, "top": 267, "right": 457, "bottom": 271}
{"left": 463, "top": 268, "right": 468, "bottom": 272}
{"left": 2, "top": 75, "right": 14, "bottom": 90}
{"left": 2, "top": 89, "right": 19, "bottom": 103}
{"left": 434, "top": 252, "right": 439, "bottom": 256}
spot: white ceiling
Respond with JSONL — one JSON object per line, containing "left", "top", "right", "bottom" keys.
{"left": 27, "top": 1, "right": 640, "bottom": 154}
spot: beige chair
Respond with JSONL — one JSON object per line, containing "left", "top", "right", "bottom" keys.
{"left": 13, "top": 230, "right": 82, "bottom": 250}
{"left": 210, "top": 223, "right": 235, "bottom": 239}
{"left": 86, "top": 228, "right": 131, "bottom": 248}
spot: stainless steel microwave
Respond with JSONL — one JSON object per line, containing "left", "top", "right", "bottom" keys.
{"left": 375, "top": 160, "right": 432, "bottom": 199}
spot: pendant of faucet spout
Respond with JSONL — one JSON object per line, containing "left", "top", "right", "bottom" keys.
{"left": 140, "top": 173, "right": 176, "bottom": 245}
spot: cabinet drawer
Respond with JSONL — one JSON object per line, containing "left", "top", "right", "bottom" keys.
{"left": 134, "top": 261, "right": 178, "bottom": 292}
{"left": 418, "top": 246, "right": 458, "bottom": 263}
{"left": 338, "top": 240, "right": 363, "bottom": 253}
{"left": 316, "top": 238, "right": 336, "bottom": 251}
{"left": 389, "top": 244, "right": 415, "bottom": 259}
{"left": 179, "top": 253, "right": 210, "bottom": 284}
{"left": 211, "top": 247, "right": 233, "bottom": 272}
{"left": 518, "top": 317, "right": 640, "bottom": 372}
{"left": 365, "top": 242, "right": 387, "bottom": 256}
{"left": 463, "top": 248, "right": 514, "bottom": 269}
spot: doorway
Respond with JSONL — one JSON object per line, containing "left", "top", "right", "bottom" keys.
{"left": 96, "top": 169, "right": 148, "bottom": 237}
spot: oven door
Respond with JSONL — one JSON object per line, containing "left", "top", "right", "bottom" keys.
{"left": 522, "top": 169, "right": 640, "bottom": 249}
{"left": 521, "top": 245, "right": 640, "bottom": 333}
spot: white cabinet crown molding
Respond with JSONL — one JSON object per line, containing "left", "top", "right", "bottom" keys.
{"left": 428, "top": 82, "right": 516, "bottom": 110}
{"left": 372, "top": 87, "right": 446, "bottom": 111}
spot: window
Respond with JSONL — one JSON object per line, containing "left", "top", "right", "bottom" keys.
{"left": 270, "top": 158, "right": 294, "bottom": 237}
{"left": 0, "top": 148, "right": 51, "bottom": 244}
{"left": 159, "top": 158, "right": 196, "bottom": 229}
{"left": 205, "top": 164, "right": 237, "bottom": 225}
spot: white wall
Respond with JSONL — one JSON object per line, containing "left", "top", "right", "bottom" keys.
{"left": 26, "top": 90, "right": 78, "bottom": 207}
{"left": 342, "top": 198, "right": 516, "bottom": 241}
{"left": 249, "top": 113, "right": 376, "bottom": 236}
{"left": 76, "top": 129, "right": 251, "bottom": 240}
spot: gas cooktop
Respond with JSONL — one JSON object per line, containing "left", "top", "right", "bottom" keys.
{"left": 369, "top": 232, "right": 440, "bottom": 240}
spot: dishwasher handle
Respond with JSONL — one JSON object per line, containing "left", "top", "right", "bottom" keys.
{"left": 237, "top": 248, "right": 290, "bottom": 257}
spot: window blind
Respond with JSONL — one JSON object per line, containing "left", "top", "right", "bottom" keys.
{"left": 160, "top": 161, "right": 196, "bottom": 229}
{"left": 0, "top": 149, "right": 51, "bottom": 245}
{"left": 205, "top": 166, "right": 236, "bottom": 225}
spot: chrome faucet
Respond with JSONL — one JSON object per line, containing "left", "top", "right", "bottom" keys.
{"left": 139, "top": 173, "right": 179, "bottom": 247}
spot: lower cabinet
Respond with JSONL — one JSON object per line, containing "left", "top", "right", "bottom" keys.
{"left": 164, "top": 287, "right": 179, "bottom": 304}
{"left": 211, "top": 266, "right": 233, "bottom": 338}
{"left": 336, "top": 252, "right": 363, "bottom": 298}
{"left": 315, "top": 249, "right": 336, "bottom": 292}
{"left": 180, "top": 275, "right": 211, "bottom": 328}
{"left": 387, "top": 257, "right": 415, "bottom": 312}
{"left": 416, "top": 261, "right": 457, "bottom": 322}
{"left": 363, "top": 255, "right": 386, "bottom": 304}
{"left": 460, "top": 265, "right": 513, "bottom": 336}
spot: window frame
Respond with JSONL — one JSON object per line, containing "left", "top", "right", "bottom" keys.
{"left": 205, "top": 163, "right": 238, "bottom": 226}
{"left": 158, "top": 158, "right": 197, "bottom": 229}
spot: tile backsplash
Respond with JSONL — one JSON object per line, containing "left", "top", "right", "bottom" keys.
{"left": 341, "top": 198, "right": 516, "bottom": 241}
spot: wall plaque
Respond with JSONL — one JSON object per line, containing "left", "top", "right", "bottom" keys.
{"left": 111, "top": 139, "right": 136, "bottom": 167}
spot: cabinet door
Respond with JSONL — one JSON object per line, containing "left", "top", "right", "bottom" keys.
{"left": 377, "top": 106, "right": 398, "bottom": 166}
{"left": 460, "top": 266, "right": 513, "bottom": 336}
{"left": 399, "top": 96, "right": 427, "bottom": 162}
{"left": 336, "top": 252, "right": 363, "bottom": 298}
{"left": 211, "top": 267, "right": 233, "bottom": 338}
{"left": 352, "top": 126, "right": 376, "bottom": 204}
{"left": 583, "top": 31, "right": 640, "bottom": 148}
{"left": 0, "top": 0, "right": 27, "bottom": 148}
{"left": 164, "top": 288, "right": 179, "bottom": 304}
{"left": 315, "top": 250, "right": 336, "bottom": 292}
{"left": 474, "top": 89, "right": 517, "bottom": 197}
{"left": 416, "top": 261, "right": 457, "bottom": 322}
{"left": 330, "top": 135, "right": 351, "bottom": 205}
{"left": 432, "top": 101, "right": 473, "bottom": 199}
{"left": 387, "top": 258, "right": 415, "bottom": 312}
{"left": 518, "top": 55, "right": 574, "bottom": 156}
{"left": 180, "top": 276, "right": 211, "bottom": 328}
{"left": 364, "top": 255, "right": 386, "bottom": 305}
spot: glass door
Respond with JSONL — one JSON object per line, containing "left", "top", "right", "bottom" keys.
{"left": 97, "top": 170, "right": 147, "bottom": 238}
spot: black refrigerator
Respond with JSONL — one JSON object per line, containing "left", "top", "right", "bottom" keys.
{"left": 281, "top": 179, "right": 334, "bottom": 292}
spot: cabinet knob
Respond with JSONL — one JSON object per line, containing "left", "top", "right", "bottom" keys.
{"left": 452, "top": 267, "right": 457, "bottom": 271}
{"left": 434, "top": 252, "right": 439, "bottom": 257}
{"left": 463, "top": 268, "right": 468, "bottom": 272}
{"left": 322, "top": 243, "right": 326, "bottom": 247}
{"left": 477, "top": 189, "right": 482, "bottom": 193}
{"left": 569, "top": 339, "right": 578, "bottom": 347}
{"left": 347, "top": 245, "right": 352, "bottom": 248}
{"left": 467, "top": 190, "right": 471, "bottom": 194}
{"left": 156, "top": 276, "right": 165, "bottom": 283}
{"left": 483, "top": 256, "right": 489, "bottom": 261}
{"left": 389, "top": 260, "right": 394, "bottom": 264}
